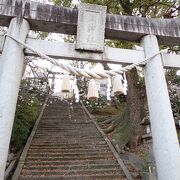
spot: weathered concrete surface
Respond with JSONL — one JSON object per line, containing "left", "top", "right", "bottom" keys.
{"left": 0, "top": 17, "right": 29, "bottom": 180}
{"left": 1, "top": 0, "right": 180, "bottom": 45}
{"left": 76, "top": 3, "right": 106, "bottom": 52}
{"left": 141, "top": 35, "right": 180, "bottom": 180}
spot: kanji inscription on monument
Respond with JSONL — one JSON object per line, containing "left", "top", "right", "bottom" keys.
{"left": 76, "top": 3, "right": 106, "bottom": 52}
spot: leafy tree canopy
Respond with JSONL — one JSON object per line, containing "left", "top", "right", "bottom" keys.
{"left": 53, "top": 0, "right": 179, "bottom": 18}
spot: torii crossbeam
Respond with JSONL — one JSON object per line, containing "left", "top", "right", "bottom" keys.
{"left": 0, "top": 1, "right": 180, "bottom": 180}
{"left": 1, "top": 0, "right": 180, "bottom": 45}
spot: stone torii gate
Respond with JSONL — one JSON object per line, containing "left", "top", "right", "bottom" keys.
{"left": 0, "top": 1, "right": 180, "bottom": 180}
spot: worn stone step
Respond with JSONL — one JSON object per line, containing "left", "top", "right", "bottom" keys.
{"left": 31, "top": 142, "right": 105, "bottom": 146}
{"left": 35, "top": 133, "right": 99, "bottom": 136}
{"left": 28, "top": 148, "right": 110, "bottom": 153}
{"left": 37, "top": 124, "right": 95, "bottom": 126}
{"left": 36, "top": 129, "right": 97, "bottom": 132}
{"left": 26, "top": 155, "right": 115, "bottom": 161}
{"left": 30, "top": 142, "right": 107, "bottom": 146}
{"left": 33, "top": 136, "right": 101, "bottom": 139}
{"left": 17, "top": 99, "right": 128, "bottom": 179}
{"left": 24, "top": 160, "right": 118, "bottom": 166}
{"left": 33, "top": 135, "right": 102, "bottom": 139}
{"left": 38, "top": 123, "right": 93, "bottom": 125}
{"left": 39, "top": 124, "right": 95, "bottom": 127}
{"left": 32, "top": 139, "right": 101, "bottom": 141}
{"left": 29, "top": 144, "right": 108, "bottom": 148}
{"left": 27, "top": 151, "right": 113, "bottom": 157}
{"left": 21, "top": 169, "right": 123, "bottom": 176}
{"left": 31, "top": 140, "right": 103, "bottom": 144}
{"left": 35, "top": 131, "right": 97, "bottom": 134}
{"left": 34, "top": 134, "right": 101, "bottom": 137}
{"left": 37, "top": 124, "right": 93, "bottom": 127}
{"left": 40, "top": 116, "right": 69, "bottom": 119}
{"left": 22, "top": 164, "right": 121, "bottom": 171}
{"left": 36, "top": 125, "right": 95, "bottom": 128}
{"left": 19, "top": 174, "right": 127, "bottom": 180}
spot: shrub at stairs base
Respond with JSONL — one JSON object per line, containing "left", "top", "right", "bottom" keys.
{"left": 11, "top": 96, "right": 40, "bottom": 151}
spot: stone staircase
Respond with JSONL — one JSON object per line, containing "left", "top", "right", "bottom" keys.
{"left": 16, "top": 98, "right": 129, "bottom": 180}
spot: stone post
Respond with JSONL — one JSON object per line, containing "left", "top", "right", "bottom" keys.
{"left": 0, "top": 18, "right": 29, "bottom": 179}
{"left": 141, "top": 35, "right": 180, "bottom": 180}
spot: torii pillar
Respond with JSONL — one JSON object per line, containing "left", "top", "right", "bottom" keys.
{"left": 0, "top": 18, "right": 29, "bottom": 179}
{"left": 141, "top": 35, "right": 180, "bottom": 180}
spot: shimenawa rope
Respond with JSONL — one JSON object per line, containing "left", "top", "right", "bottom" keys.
{"left": 4, "top": 34, "right": 167, "bottom": 79}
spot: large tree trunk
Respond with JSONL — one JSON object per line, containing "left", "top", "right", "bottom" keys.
{"left": 102, "top": 62, "right": 145, "bottom": 149}
{"left": 126, "top": 68, "right": 144, "bottom": 149}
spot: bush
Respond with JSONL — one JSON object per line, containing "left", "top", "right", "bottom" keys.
{"left": 11, "top": 95, "right": 40, "bottom": 151}
{"left": 11, "top": 118, "right": 30, "bottom": 150}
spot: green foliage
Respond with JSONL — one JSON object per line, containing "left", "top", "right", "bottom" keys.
{"left": 113, "top": 94, "right": 126, "bottom": 104}
{"left": 16, "top": 96, "right": 39, "bottom": 128}
{"left": 137, "top": 76, "right": 145, "bottom": 88}
{"left": 11, "top": 119, "right": 30, "bottom": 150}
{"left": 52, "top": 0, "right": 177, "bottom": 18}
{"left": 38, "top": 32, "right": 50, "bottom": 40}
{"left": 64, "top": 35, "right": 76, "bottom": 43}
{"left": 53, "top": 0, "right": 73, "bottom": 7}
{"left": 139, "top": 149, "right": 151, "bottom": 169}
{"left": 82, "top": 0, "right": 176, "bottom": 17}
{"left": 105, "top": 40, "right": 135, "bottom": 49}
{"left": 166, "top": 69, "right": 180, "bottom": 85}
{"left": 11, "top": 96, "right": 40, "bottom": 150}
{"left": 169, "top": 85, "right": 180, "bottom": 120}
{"left": 166, "top": 69, "right": 177, "bottom": 82}
{"left": 175, "top": 76, "right": 180, "bottom": 85}
{"left": 83, "top": 95, "right": 108, "bottom": 112}
{"left": 81, "top": 0, "right": 123, "bottom": 13}
{"left": 177, "top": 131, "right": 180, "bottom": 142}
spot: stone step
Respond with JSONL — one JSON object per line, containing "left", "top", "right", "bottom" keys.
{"left": 29, "top": 144, "right": 108, "bottom": 148}
{"left": 34, "top": 134, "right": 100, "bottom": 136}
{"left": 37, "top": 124, "right": 95, "bottom": 127}
{"left": 31, "top": 140, "right": 103, "bottom": 144}
{"left": 30, "top": 142, "right": 107, "bottom": 146}
{"left": 28, "top": 148, "right": 110, "bottom": 153}
{"left": 17, "top": 99, "right": 127, "bottom": 179}
{"left": 37, "top": 127, "right": 95, "bottom": 129}
{"left": 24, "top": 160, "right": 118, "bottom": 166}
{"left": 21, "top": 169, "right": 123, "bottom": 176}
{"left": 33, "top": 135, "right": 102, "bottom": 138}
{"left": 26, "top": 155, "right": 115, "bottom": 161}
{"left": 29, "top": 142, "right": 108, "bottom": 146}
{"left": 27, "top": 151, "right": 114, "bottom": 157}
{"left": 35, "top": 131, "right": 98, "bottom": 134}
{"left": 23, "top": 164, "right": 120, "bottom": 170}
{"left": 35, "top": 133, "right": 99, "bottom": 136}
{"left": 37, "top": 126, "right": 95, "bottom": 128}
{"left": 32, "top": 140, "right": 102, "bottom": 143}
{"left": 19, "top": 174, "right": 127, "bottom": 180}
